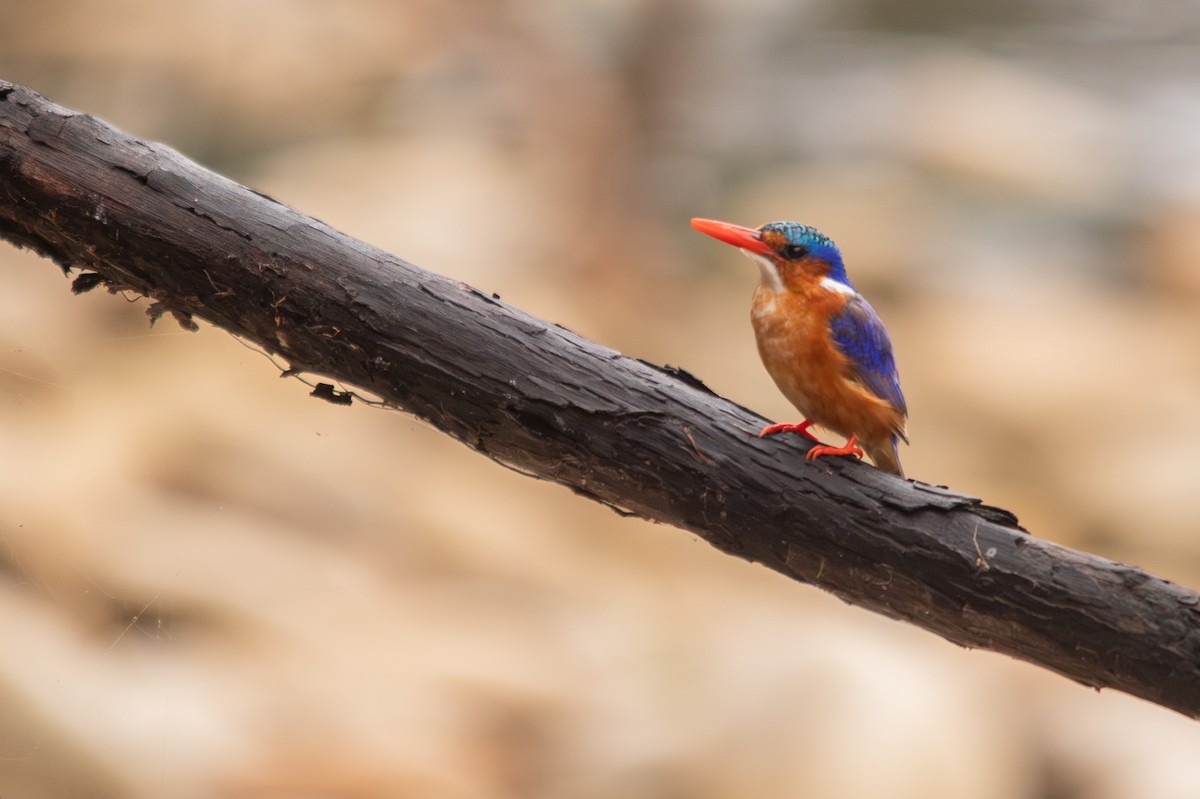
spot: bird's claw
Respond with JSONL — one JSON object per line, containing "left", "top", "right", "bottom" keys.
{"left": 804, "top": 435, "right": 863, "bottom": 464}
{"left": 758, "top": 420, "right": 819, "bottom": 441}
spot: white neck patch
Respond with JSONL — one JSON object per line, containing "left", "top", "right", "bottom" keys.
{"left": 820, "top": 276, "right": 857, "bottom": 296}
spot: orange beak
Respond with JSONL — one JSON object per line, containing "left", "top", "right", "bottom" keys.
{"left": 690, "top": 218, "right": 773, "bottom": 257}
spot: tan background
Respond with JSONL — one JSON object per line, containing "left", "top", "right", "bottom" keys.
{"left": 2, "top": 2, "right": 1200, "bottom": 797}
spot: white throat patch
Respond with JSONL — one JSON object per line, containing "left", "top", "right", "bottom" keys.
{"left": 743, "top": 250, "right": 784, "bottom": 293}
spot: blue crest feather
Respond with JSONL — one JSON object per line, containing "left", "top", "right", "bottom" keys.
{"left": 760, "top": 222, "right": 854, "bottom": 288}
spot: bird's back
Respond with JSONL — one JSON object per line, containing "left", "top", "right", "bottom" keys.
{"left": 752, "top": 282, "right": 907, "bottom": 475}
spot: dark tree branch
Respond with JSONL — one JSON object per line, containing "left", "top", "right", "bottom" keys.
{"left": 2, "top": 79, "right": 1199, "bottom": 717}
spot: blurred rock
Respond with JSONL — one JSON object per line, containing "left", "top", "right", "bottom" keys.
{"left": 1141, "top": 202, "right": 1200, "bottom": 298}
{"left": 903, "top": 51, "right": 1126, "bottom": 210}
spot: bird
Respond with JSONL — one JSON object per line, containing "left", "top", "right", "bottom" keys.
{"left": 690, "top": 217, "right": 908, "bottom": 476}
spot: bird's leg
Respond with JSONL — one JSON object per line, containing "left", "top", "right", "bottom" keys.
{"left": 759, "top": 420, "right": 820, "bottom": 441}
{"left": 805, "top": 434, "right": 864, "bottom": 464}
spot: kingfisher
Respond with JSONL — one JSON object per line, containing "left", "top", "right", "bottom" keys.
{"left": 691, "top": 218, "right": 908, "bottom": 476}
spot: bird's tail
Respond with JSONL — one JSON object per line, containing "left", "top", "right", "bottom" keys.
{"left": 865, "top": 435, "right": 904, "bottom": 478}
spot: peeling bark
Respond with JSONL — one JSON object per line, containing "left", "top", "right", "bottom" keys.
{"left": 2, "top": 80, "right": 1199, "bottom": 718}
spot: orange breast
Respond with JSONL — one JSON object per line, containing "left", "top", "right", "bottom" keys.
{"left": 751, "top": 283, "right": 902, "bottom": 445}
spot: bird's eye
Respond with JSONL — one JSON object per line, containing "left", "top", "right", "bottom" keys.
{"left": 781, "top": 243, "right": 810, "bottom": 260}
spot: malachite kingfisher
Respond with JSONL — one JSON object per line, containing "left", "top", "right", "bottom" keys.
{"left": 691, "top": 218, "right": 908, "bottom": 477}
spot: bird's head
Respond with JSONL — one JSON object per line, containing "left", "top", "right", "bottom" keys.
{"left": 691, "top": 218, "right": 852, "bottom": 295}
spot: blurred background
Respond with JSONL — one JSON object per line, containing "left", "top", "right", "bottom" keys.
{"left": 2, "top": 1, "right": 1200, "bottom": 797}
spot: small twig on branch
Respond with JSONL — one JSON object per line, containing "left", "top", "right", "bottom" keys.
{"left": 2, "top": 79, "right": 1199, "bottom": 717}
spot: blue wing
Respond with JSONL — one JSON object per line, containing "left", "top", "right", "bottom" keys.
{"left": 828, "top": 295, "right": 907, "bottom": 420}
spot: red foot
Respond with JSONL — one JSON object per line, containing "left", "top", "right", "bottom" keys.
{"left": 758, "top": 420, "right": 819, "bottom": 441}
{"left": 805, "top": 434, "right": 863, "bottom": 465}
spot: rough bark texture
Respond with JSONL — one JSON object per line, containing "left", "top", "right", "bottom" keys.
{"left": 2, "top": 79, "right": 1199, "bottom": 718}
